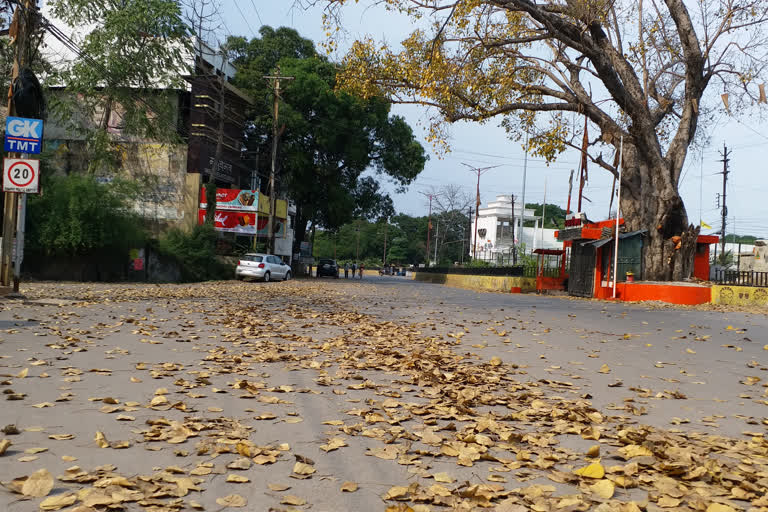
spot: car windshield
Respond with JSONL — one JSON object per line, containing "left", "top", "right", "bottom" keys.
{"left": 242, "top": 255, "right": 263, "bottom": 262}
{"left": 319, "top": 259, "right": 335, "bottom": 265}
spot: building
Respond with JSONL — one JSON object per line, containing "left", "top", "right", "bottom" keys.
{"left": 470, "top": 194, "right": 560, "bottom": 262}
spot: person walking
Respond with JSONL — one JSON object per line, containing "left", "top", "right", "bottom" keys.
{"left": 359, "top": 264, "right": 365, "bottom": 279}
{"left": 351, "top": 262, "right": 357, "bottom": 278}
{"left": 344, "top": 262, "right": 349, "bottom": 279}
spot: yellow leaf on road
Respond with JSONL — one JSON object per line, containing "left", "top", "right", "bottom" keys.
{"left": 39, "top": 493, "right": 77, "bottom": 511}
{"left": 0, "top": 439, "right": 10, "bottom": 456}
{"left": 341, "top": 481, "right": 358, "bottom": 492}
{"left": 281, "top": 495, "right": 307, "bottom": 506}
{"left": 22, "top": 468, "right": 54, "bottom": 497}
{"left": 94, "top": 431, "right": 109, "bottom": 448}
{"left": 706, "top": 504, "right": 736, "bottom": 512}
{"left": 292, "top": 462, "right": 316, "bottom": 475}
{"left": 226, "top": 474, "right": 250, "bottom": 483}
{"left": 573, "top": 462, "right": 605, "bottom": 479}
{"left": 598, "top": 364, "right": 610, "bottom": 374}
{"left": 590, "top": 479, "right": 615, "bottom": 499}
{"left": 16, "top": 368, "right": 28, "bottom": 378}
{"left": 216, "top": 494, "right": 247, "bottom": 507}
{"left": 618, "top": 444, "right": 653, "bottom": 459}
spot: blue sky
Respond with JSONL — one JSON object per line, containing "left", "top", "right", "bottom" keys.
{"left": 220, "top": 1, "right": 768, "bottom": 238}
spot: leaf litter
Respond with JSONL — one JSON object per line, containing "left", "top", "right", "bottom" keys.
{"left": 1, "top": 281, "right": 767, "bottom": 511}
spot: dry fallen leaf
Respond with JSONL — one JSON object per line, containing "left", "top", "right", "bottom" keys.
{"left": 281, "top": 495, "right": 307, "bottom": 506}
{"left": 706, "top": 504, "right": 736, "bottom": 512}
{"left": 268, "top": 483, "right": 291, "bottom": 491}
{"left": 16, "top": 368, "right": 28, "bottom": 378}
{"left": 598, "top": 364, "right": 611, "bottom": 374}
{"left": 0, "top": 439, "right": 10, "bottom": 456}
{"left": 216, "top": 494, "right": 247, "bottom": 507}
{"left": 292, "top": 461, "right": 316, "bottom": 476}
{"left": 341, "top": 481, "right": 358, "bottom": 492}
{"left": 590, "top": 479, "right": 615, "bottom": 499}
{"left": 433, "top": 472, "right": 454, "bottom": 483}
{"left": 226, "top": 474, "right": 250, "bottom": 483}
{"left": 573, "top": 462, "right": 605, "bottom": 479}
{"left": 320, "top": 437, "right": 347, "bottom": 452}
{"left": 22, "top": 468, "right": 55, "bottom": 497}
{"left": 39, "top": 493, "right": 77, "bottom": 511}
{"left": 94, "top": 431, "right": 109, "bottom": 448}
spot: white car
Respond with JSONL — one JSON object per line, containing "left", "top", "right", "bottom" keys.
{"left": 236, "top": 253, "right": 291, "bottom": 282}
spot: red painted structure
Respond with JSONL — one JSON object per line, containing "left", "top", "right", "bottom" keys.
{"left": 533, "top": 248, "right": 566, "bottom": 293}
{"left": 555, "top": 218, "right": 719, "bottom": 304}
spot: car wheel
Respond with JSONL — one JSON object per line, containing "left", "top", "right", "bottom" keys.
{"left": 263, "top": 272, "right": 271, "bottom": 282}
{"left": 284, "top": 271, "right": 291, "bottom": 281}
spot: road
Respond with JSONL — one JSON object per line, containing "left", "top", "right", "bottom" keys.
{"left": 0, "top": 277, "right": 766, "bottom": 511}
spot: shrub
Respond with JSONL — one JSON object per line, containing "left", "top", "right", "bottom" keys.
{"left": 158, "top": 224, "right": 229, "bottom": 281}
{"left": 27, "top": 174, "right": 146, "bottom": 256}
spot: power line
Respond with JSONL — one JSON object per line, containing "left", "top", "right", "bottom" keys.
{"left": 232, "top": 0, "right": 257, "bottom": 38}
{"left": 248, "top": 0, "right": 264, "bottom": 26}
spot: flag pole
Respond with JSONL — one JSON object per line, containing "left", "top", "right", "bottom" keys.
{"left": 613, "top": 136, "right": 623, "bottom": 299}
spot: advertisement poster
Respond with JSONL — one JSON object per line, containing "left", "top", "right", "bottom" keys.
{"left": 199, "top": 188, "right": 258, "bottom": 211}
{"left": 197, "top": 210, "right": 285, "bottom": 237}
{"left": 198, "top": 209, "right": 257, "bottom": 234}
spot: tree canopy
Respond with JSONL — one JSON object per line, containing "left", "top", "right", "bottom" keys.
{"left": 227, "top": 27, "right": 427, "bottom": 246}
{"left": 46, "top": 0, "right": 190, "bottom": 171}
{"left": 322, "top": 0, "right": 768, "bottom": 280}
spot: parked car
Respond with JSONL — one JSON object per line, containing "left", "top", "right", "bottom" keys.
{"left": 236, "top": 253, "right": 291, "bottom": 282}
{"left": 316, "top": 258, "right": 340, "bottom": 278}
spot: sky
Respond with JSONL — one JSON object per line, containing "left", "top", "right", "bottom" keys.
{"left": 219, "top": 1, "right": 768, "bottom": 238}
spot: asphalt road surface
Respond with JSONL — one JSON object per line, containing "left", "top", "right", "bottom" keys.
{"left": 0, "top": 277, "right": 766, "bottom": 512}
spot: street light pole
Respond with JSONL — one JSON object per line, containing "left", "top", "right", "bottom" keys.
{"left": 418, "top": 191, "right": 443, "bottom": 266}
{"left": 463, "top": 163, "right": 500, "bottom": 261}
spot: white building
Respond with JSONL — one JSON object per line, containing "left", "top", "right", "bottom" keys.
{"left": 470, "top": 195, "right": 561, "bottom": 261}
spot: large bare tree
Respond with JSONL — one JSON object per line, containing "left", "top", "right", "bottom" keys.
{"left": 316, "top": 0, "right": 768, "bottom": 280}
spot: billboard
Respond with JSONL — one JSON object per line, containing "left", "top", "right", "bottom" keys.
{"left": 199, "top": 188, "right": 257, "bottom": 211}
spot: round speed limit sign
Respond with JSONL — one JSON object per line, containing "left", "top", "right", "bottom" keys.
{"left": 3, "top": 158, "right": 40, "bottom": 193}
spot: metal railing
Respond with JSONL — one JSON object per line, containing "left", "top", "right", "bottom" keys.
{"left": 712, "top": 269, "right": 768, "bottom": 287}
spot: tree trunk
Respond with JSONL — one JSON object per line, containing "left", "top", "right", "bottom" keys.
{"left": 292, "top": 208, "right": 309, "bottom": 255}
{"left": 620, "top": 145, "right": 699, "bottom": 281}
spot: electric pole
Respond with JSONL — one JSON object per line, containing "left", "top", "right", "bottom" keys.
{"left": 463, "top": 163, "right": 500, "bottom": 261}
{"left": 419, "top": 191, "right": 443, "bottom": 266}
{"left": 263, "top": 65, "right": 293, "bottom": 254}
{"left": 2, "top": 0, "right": 38, "bottom": 289}
{"left": 718, "top": 143, "right": 730, "bottom": 259}
{"left": 382, "top": 218, "right": 388, "bottom": 266}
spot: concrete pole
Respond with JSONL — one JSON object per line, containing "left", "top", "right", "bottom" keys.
{"left": 613, "top": 136, "right": 624, "bottom": 298}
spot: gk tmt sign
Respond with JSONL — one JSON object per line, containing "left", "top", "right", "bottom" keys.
{"left": 4, "top": 116, "right": 44, "bottom": 154}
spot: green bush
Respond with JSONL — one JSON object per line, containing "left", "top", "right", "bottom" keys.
{"left": 158, "top": 224, "right": 230, "bottom": 281}
{"left": 27, "top": 174, "right": 146, "bottom": 256}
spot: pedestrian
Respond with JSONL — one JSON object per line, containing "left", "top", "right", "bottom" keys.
{"left": 351, "top": 262, "right": 357, "bottom": 278}
{"left": 344, "top": 262, "right": 349, "bottom": 279}
{"left": 359, "top": 264, "right": 364, "bottom": 279}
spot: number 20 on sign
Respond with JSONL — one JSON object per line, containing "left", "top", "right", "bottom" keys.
{"left": 3, "top": 158, "right": 40, "bottom": 193}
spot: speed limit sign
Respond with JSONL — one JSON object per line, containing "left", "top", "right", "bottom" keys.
{"left": 3, "top": 158, "right": 40, "bottom": 193}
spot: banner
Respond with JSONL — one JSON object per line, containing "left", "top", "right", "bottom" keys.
{"left": 275, "top": 199, "right": 287, "bottom": 219}
{"left": 198, "top": 210, "right": 285, "bottom": 237}
{"left": 258, "top": 192, "right": 270, "bottom": 214}
{"left": 199, "top": 188, "right": 258, "bottom": 211}
{"left": 198, "top": 209, "right": 257, "bottom": 234}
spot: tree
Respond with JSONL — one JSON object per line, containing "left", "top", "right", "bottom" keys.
{"left": 427, "top": 185, "right": 472, "bottom": 264}
{"left": 227, "top": 27, "right": 427, "bottom": 250}
{"left": 322, "top": 0, "right": 768, "bottom": 280}
{"left": 526, "top": 203, "right": 568, "bottom": 229}
{"left": 46, "top": 0, "right": 190, "bottom": 172}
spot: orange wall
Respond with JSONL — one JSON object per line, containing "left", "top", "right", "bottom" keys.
{"left": 595, "top": 282, "right": 711, "bottom": 305}
{"left": 693, "top": 245, "right": 711, "bottom": 280}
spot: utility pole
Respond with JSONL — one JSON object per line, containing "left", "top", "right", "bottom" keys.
{"left": 519, "top": 131, "right": 529, "bottom": 244}
{"left": 382, "top": 218, "right": 388, "bottom": 266}
{"left": 718, "top": 143, "right": 730, "bottom": 260}
{"left": 2, "top": 0, "right": 37, "bottom": 289}
{"left": 463, "top": 163, "right": 500, "bottom": 261}
{"left": 355, "top": 219, "right": 361, "bottom": 262}
{"left": 418, "top": 191, "right": 442, "bottom": 266}
{"left": 510, "top": 194, "right": 517, "bottom": 264}
{"left": 263, "top": 66, "right": 293, "bottom": 254}
{"left": 467, "top": 206, "right": 472, "bottom": 262}
{"left": 433, "top": 219, "right": 439, "bottom": 264}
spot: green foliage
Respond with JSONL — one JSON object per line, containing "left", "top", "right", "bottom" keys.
{"left": 466, "top": 259, "right": 491, "bottom": 268}
{"left": 47, "top": 0, "right": 190, "bottom": 172}
{"left": 229, "top": 27, "right": 426, "bottom": 240}
{"left": 724, "top": 234, "right": 758, "bottom": 244}
{"left": 26, "top": 174, "right": 146, "bottom": 255}
{"left": 157, "top": 224, "right": 229, "bottom": 281}
{"left": 312, "top": 214, "right": 429, "bottom": 266}
{"left": 524, "top": 203, "right": 567, "bottom": 228}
